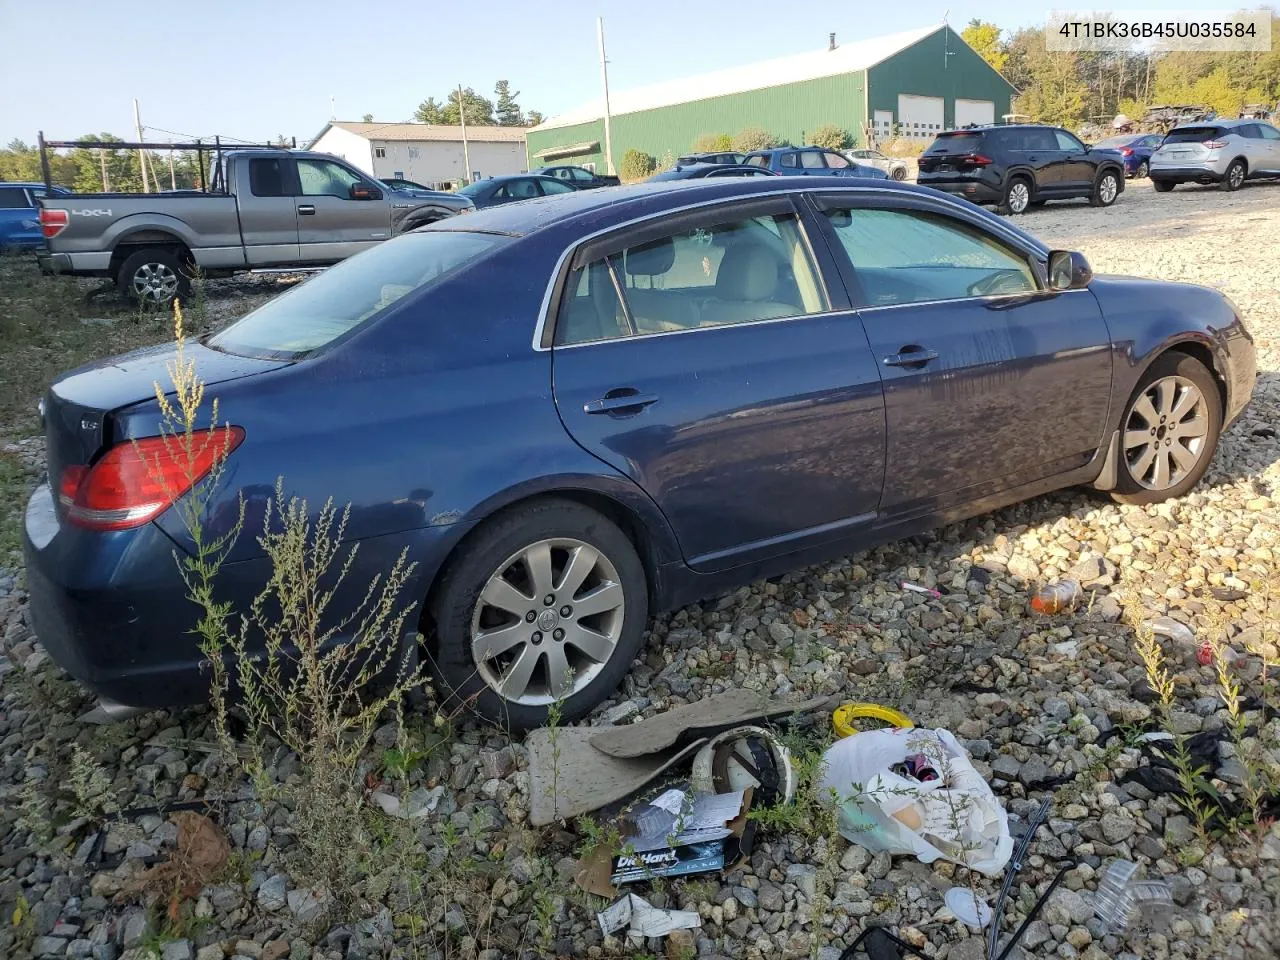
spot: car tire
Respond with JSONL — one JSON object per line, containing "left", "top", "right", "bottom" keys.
{"left": 1110, "top": 352, "right": 1222, "bottom": 506}
{"left": 1090, "top": 170, "right": 1120, "bottom": 207}
{"left": 1135, "top": 160, "right": 1149, "bottom": 179}
{"left": 428, "top": 498, "right": 648, "bottom": 730}
{"left": 1221, "top": 159, "right": 1247, "bottom": 192}
{"left": 891, "top": 166, "right": 907, "bottom": 181}
{"left": 998, "top": 177, "right": 1033, "bottom": 215}
{"left": 116, "top": 247, "right": 192, "bottom": 307}
{"left": 1152, "top": 179, "right": 1175, "bottom": 193}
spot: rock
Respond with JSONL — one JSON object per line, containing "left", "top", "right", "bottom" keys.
{"left": 479, "top": 747, "right": 516, "bottom": 780}
{"left": 946, "top": 938, "right": 987, "bottom": 960}
{"left": 247, "top": 824, "right": 269, "bottom": 851}
{"left": 1046, "top": 889, "right": 1094, "bottom": 926}
{"left": 1007, "top": 555, "right": 1039, "bottom": 581}
{"left": 262, "top": 940, "right": 290, "bottom": 960}
{"left": 992, "top": 755, "right": 1021, "bottom": 780}
{"left": 1099, "top": 812, "right": 1135, "bottom": 844}
{"left": 768, "top": 621, "right": 794, "bottom": 643}
{"left": 287, "top": 888, "right": 330, "bottom": 924}
{"left": 196, "top": 947, "right": 223, "bottom": 960}
{"left": 602, "top": 700, "right": 642, "bottom": 725}
{"left": 666, "top": 929, "right": 696, "bottom": 959}
{"left": 1022, "top": 920, "right": 1052, "bottom": 949}
{"left": 840, "top": 845, "right": 871, "bottom": 873}
{"left": 257, "top": 874, "right": 288, "bottom": 911}
{"left": 161, "top": 941, "right": 193, "bottom": 960}
{"left": 757, "top": 881, "right": 784, "bottom": 912}
{"left": 786, "top": 864, "right": 817, "bottom": 899}
{"left": 122, "top": 912, "right": 151, "bottom": 949}
{"left": 32, "top": 937, "right": 69, "bottom": 956}
{"left": 1043, "top": 697, "right": 1072, "bottom": 722}
{"left": 1019, "top": 756, "right": 1051, "bottom": 787}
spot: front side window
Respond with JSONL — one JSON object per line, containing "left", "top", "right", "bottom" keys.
{"left": 209, "top": 231, "right": 507, "bottom": 358}
{"left": 824, "top": 206, "right": 1038, "bottom": 308}
{"left": 1258, "top": 124, "right": 1280, "bottom": 141}
{"left": 297, "top": 159, "right": 363, "bottom": 198}
{"left": 539, "top": 179, "right": 575, "bottom": 195}
{"left": 1054, "top": 130, "right": 1086, "bottom": 152}
{"left": 571, "top": 167, "right": 593, "bottom": 180}
{"left": 824, "top": 152, "right": 852, "bottom": 169}
{"left": 555, "top": 210, "right": 827, "bottom": 346}
{"left": 497, "top": 179, "right": 540, "bottom": 199}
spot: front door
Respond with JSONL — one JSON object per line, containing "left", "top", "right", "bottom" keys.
{"left": 551, "top": 197, "right": 886, "bottom": 572}
{"left": 1258, "top": 122, "right": 1280, "bottom": 172}
{"left": 1054, "top": 129, "right": 1095, "bottom": 191}
{"left": 294, "top": 157, "right": 393, "bottom": 262}
{"left": 813, "top": 194, "right": 1113, "bottom": 514}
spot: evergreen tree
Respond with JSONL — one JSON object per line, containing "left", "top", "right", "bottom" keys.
{"left": 494, "top": 81, "right": 524, "bottom": 125}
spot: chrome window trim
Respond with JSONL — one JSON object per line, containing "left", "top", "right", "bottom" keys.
{"left": 531, "top": 185, "right": 1047, "bottom": 351}
{"left": 855, "top": 287, "right": 1092, "bottom": 317}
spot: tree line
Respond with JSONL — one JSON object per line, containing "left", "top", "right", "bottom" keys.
{"left": 407, "top": 80, "right": 543, "bottom": 127}
{"left": 963, "top": 15, "right": 1280, "bottom": 127}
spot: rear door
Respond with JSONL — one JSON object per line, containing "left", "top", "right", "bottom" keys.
{"left": 1236, "top": 124, "right": 1270, "bottom": 172}
{"left": 812, "top": 192, "right": 1113, "bottom": 514}
{"left": 1015, "top": 128, "right": 1065, "bottom": 191}
{"left": 237, "top": 157, "right": 299, "bottom": 266}
{"left": 294, "top": 157, "right": 393, "bottom": 262}
{"left": 550, "top": 196, "right": 887, "bottom": 572}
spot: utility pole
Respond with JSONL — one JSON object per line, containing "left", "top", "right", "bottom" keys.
{"left": 597, "top": 17, "right": 615, "bottom": 176}
{"left": 99, "top": 149, "right": 109, "bottom": 191}
{"left": 457, "top": 83, "right": 472, "bottom": 183}
{"left": 132, "top": 98, "right": 151, "bottom": 193}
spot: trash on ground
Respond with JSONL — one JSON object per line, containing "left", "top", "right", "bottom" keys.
{"left": 900, "top": 581, "right": 941, "bottom": 597}
{"left": 597, "top": 892, "right": 700, "bottom": 939}
{"left": 818, "top": 727, "right": 1013, "bottom": 875}
{"left": 944, "top": 886, "right": 992, "bottom": 928}
{"left": 1030, "top": 579, "right": 1081, "bottom": 614}
{"left": 126, "top": 811, "right": 230, "bottom": 903}
{"left": 1147, "top": 615, "right": 1195, "bottom": 646}
{"left": 588, "top": 689, "right": 832, "bottom": 760}
{"left": 691, "top": 725, "right": 794, "bottom": 805}
{"left": 832, "top": 702, "right": 915, "bottom": 738}
{"left": 1094, "top": 859, "right": 1174, "bottom": 932}
{"left": 838, "top": 926, "right": 928, "bottom": 959}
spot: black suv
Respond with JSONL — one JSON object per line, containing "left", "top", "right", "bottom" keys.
{"left": 917, "top": 125, "right": 1126, "bottom": 214}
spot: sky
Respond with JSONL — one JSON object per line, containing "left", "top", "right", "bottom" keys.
{"left": 0, "top": 0, "right": 1243, "bottom": 147}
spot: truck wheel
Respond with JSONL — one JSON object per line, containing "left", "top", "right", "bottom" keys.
{"left": 117, "top": 247, "right": 192, "bottom": 307}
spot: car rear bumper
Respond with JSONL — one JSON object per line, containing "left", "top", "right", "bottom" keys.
{"left": 39, "top": 251, "right": 112, "bottom": 277}
{"left": 1149, "top": 161, "right": 1228, "bottom": 182}
{"left": 916, "top": 179, "right": 1003, "bottom": 204}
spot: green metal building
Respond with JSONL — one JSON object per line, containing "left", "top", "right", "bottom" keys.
{"left": 526, "top": 24, "right": 1015, "bottom": 172}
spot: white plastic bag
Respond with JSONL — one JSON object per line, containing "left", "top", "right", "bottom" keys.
{"left": 818, "top": 727, "right": 1013, "bottom": 876}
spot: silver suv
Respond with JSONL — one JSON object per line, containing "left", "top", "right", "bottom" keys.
{"left": 1150, "top": 118, "right": 1280, "bottom": 192}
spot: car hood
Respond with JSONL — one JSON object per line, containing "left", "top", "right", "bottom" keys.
{"left": 388, "top": 188, "right": 472, "bottom": 208}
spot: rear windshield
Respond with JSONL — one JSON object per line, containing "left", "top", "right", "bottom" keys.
{"left": 1164, "top": 126, "right": 1225, "bottom": 143}
{"left": 207, "top": 230, "right": 508, "bottom": 359}
{"left": 925, "top": 132, "right": 985, "bottom": 154}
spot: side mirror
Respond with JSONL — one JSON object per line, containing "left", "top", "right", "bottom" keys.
{"left": 350, "top": 183, "right": 382, "bottom": 201}
{"left": 1048, "top": 250, "right": 1092, "bottom": 290}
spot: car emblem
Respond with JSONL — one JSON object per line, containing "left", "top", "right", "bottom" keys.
{"left": 537, "top": 609, "right": 559, "bottom": 632}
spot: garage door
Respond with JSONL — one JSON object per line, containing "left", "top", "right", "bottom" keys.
{"left": 955, "top": 99, "right": 996, "bottom": 128}
{"left": 897, "top": 94, "right": 944, "bottom": 140}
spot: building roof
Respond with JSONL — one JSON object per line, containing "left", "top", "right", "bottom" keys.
{"left": 308, "top": 121, "right": 529, "bottom": 147}
{"left": 532, "top": 24, "right": 951, "bottom": 132}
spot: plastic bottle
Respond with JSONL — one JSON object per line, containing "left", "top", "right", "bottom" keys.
{"left": 1030, "top": 580, "right": 1082, "bottom": 614}
{"left": 1094, "top": 859, "right": 1174, "bottom": 932}
{"left": 1147, "top": 616, "right": 1195, "bottom": 646}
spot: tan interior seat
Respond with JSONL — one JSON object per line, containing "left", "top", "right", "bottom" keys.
{"left": 699, "top": 244, "right": 796, "bottom": 327}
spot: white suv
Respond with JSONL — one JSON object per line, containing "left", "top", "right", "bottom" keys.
{"left": 1150, "top": 118, "right": 1280, "bottom": 192}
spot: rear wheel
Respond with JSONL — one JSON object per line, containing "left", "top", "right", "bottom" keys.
{"left": 1135, "top": 160, "right": 1149, "bottom": 179}
{"left": 1090, "top": 170, "right": 1120, "bottom": 207}
{"left": 1111, "top": 353, "right": 1222, "bottom": 505}
{"left": 998, "top": 177, "right": 1032, "bottom": 215}
{"left": 429, "top": 499, "right": 648, "bottom": 729}
{"left": 1222, "top": 159, "right": 1247, "bottom": 192}
{"left": 116, "top": 247, "right": 191, "bottom": 307}
{"left": 1152, "top": 179, "right": 1175, "bottom": 193}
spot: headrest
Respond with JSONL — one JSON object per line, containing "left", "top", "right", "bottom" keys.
{"left": 624, "top": 236, "right": 676, "bottom": 276}
{"left": 715, "top": 244, "right": 779, "bottom": 301}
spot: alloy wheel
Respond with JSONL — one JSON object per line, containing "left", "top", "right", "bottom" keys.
{"left": 131, "top": 262, "right": 180, "bottom": 303}
{"left": 1123, "top": 375, "right": 1209, "bottom": 490}
{"left": 1136, "top": 161, "right": 1149, "bottom": 179}
{"left": 1099, "top": 175, "right": 1118, "bottom": 204}
{"left": 1008, "top": 182, "right": 1030, "bottom": 213}
{"left": 470, "top": 538, "right": 625, "bottom": 704}
{"left": 1229, "top": 163, "right": 1245, "bottom": 189}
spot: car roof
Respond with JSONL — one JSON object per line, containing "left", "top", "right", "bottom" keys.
{"left": 429, "top": 176, "right": 1047, "bottom": 250}
{"left": 1172, "top": 117, "right": 1247, "bottom": 129}
{"left": 0, "top": 181, "right": 60, "bottom": 188}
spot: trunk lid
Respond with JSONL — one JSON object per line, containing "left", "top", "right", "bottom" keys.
{"left": 42, "top": 341, "right": 288, "bottom": 519}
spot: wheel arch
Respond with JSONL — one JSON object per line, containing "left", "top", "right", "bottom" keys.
{"left": 109, "top": 231, "right": 195, "bottom": 277}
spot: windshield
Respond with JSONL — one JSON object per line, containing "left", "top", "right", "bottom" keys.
{"left": 1164, "top": 126, "right": 1226, "bottom": 143}
{"left": 208, "top": 231, "right": 508, "bottom": 359}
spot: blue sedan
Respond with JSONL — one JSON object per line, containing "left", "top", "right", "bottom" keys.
{"left": 24, "top": 178, "right": 1256, "bottom": 728}
{"left": 1093, "top": 133, "right": 1165, "bottom": 178}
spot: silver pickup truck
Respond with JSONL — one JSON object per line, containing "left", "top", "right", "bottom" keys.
{"left": 38, "top": 149, "right": 473, "bottom": 304}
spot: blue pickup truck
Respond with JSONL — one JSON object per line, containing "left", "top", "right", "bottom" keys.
{"left": 0, "top": 181, "right": 72, "bottom": 251}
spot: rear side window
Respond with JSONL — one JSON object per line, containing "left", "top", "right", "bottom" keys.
{"left": 745, "top": 154, "right": 768, "bottom": 167}
{"left": 0, "top": 187, "right": 30, "bottom": 209}
{"left": 799, "top": 151, "right": 825, "bottom": 169}
{"left": 1165, "top": 126, "right": 1226, "bottom": 143}
{"left": 249, "top": 158, "right": 287, "bottom": 197}
{"left": 780, "top": 153, "right": 798, "bottom": 168}
{"left": 208, "top": 231, "right": 508, "bottom": 358}
{"left": 926, "top": 133, "right": 985, "bottom": 154}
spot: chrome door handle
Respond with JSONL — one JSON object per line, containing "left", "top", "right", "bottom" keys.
{"left": 297, "top": 205, "right": 316, "bottom": 215}
{"left": 883, "top": 347, "right": 939, "bottom": 369}
{"left": 584, "top": 391, "right": 659, "bottom": 416}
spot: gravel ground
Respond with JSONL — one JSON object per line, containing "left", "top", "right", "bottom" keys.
{"left": 2, "top": 181, "right": 1279, "bottom": 960}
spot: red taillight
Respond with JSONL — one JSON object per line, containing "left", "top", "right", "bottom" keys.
{"left": 63, "top": 427, "right": 244, "bottom": 531}
{"left": 40, "top": 208, "right": 69, "bottom": 239}
{"left": 1120, "top": 147, "right": 1133, "bottom": 156}
{"left": 1205, "top": 139, "right": 1228, "bottom": 149}
{"left": 963, "top": 154, "right": 993, "bottom": 166}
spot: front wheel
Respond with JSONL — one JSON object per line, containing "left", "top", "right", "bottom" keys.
{"left": 429, "top": 499, "right": 648, "bottom": 729}
{"left": 890, "top": 166, "right": 907, "bottom": 181}
{"left": 1090, "top": 171, "right": 1120, "bottom": 207}
{"left": 1111, "top": 353, "right": 1222, "bottom": 505}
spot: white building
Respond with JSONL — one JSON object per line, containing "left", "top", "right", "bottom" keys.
{"left": 307, "top": 121, "right": 528, "bottom": 189}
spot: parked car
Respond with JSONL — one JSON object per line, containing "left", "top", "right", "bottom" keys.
{"left": 1149, "top": 118, "right": 1280, "bottom": 192}
{"left": 457, "top": 175, "right": 577, "bottom": 208}
{"left": 1091, "top": 133, "right": 1165, "bottom": 179}
{"left": 0, "top": 182, "right": 72, "bottom": 251}
{"left": 646, "top": 163, "right": 778, "bottom": 182}
{"left": 744, "top": 146, "right": 886, "bottom": 179}
{"left": 36, "top": 150, "right": 473, "bottom": 305}
{"left": 676, "top": 151, "right": 746, "bottom": 166}
{"left": 917, "top": 125, "right": 1126, "bottom": 214}
{"left": 24, "top": 178, "right": 1256, "bottom": 729}
{"left": 535, "top": 165, "right": 621, "bottom": 189}
{"left": 844, "top": 149, "right": 910, "bottom": 181}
